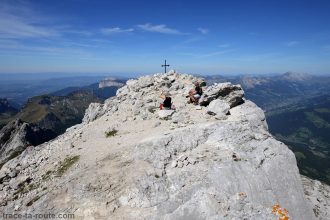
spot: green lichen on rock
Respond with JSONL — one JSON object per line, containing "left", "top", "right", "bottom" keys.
{"left": 14, "top": 182, "right": 40, "bottom": 196}
{"left": 105, "top": 129, "right": 118, "bottom": 138}
{"left": 41, "top": 170, "right": 53, "bottom": 180}
{"left": 26, "top": 194, "right": 42, "bottom": 207}
{"left": 55, "top": 155, "right": 80, "bottom": 176}
{"left": 40, "top": 155, "right": 80, "bottom": 180}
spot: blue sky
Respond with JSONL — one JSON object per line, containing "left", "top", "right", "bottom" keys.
{"left": 0, "top": 0, "right": 330, "bottom": 75}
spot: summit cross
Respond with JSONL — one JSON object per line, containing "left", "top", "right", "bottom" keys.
{"left": 161, "top": 60, "right": 170, "bottom": 73}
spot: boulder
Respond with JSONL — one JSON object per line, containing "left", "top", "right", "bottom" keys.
{"left": 83, "top": 103, "right": 106, "bottom": 123}
{"left": 158, "top": 110, "right": 174, "bottom": 120}
{"left": 199, "top": 82, "right": 244, "bottom": 107}
{"left": 207, "top": 99, "right": 230, "bottom": 119}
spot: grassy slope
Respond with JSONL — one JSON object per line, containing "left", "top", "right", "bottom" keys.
{"left": 1, "top": 91, "right": 102, "bottom": 135}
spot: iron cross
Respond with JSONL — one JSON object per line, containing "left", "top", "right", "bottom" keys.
{"left": 161, "top": 60, "right": 170, "bottom": 73}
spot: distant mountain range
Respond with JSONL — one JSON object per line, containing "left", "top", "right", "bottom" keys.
{"left": 0, "top": 75, "right": 112, "bottom": 106}
{"left": 51, "top": 79, "right": 125, "bottom": 99}
{"left": 206, "top": 72, "right": 330, "bottom": 111}
{"left": 13, "top": 91, "right": 102, "bottom": 134}
{"left": 0, "top": 80, "right": 124, "bottom": 129}
{"left": 206, "top": 72, "right": 330, "bottom": 184}
{"left": 0, "top": 77, "right": 125, "bottom": 168}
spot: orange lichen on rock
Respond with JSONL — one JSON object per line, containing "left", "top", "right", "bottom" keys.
{"left": 272, "top": 204, "right": 290, "bottom": 220}
{"left": 238, "top": 192, "right": 247, "bottom": 199}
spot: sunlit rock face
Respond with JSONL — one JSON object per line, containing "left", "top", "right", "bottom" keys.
{"left": 0, "top": 72, "right": 321, "bottom": 220}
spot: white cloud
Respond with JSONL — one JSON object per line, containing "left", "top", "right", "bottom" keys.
{"left": 219, "top": 43, "right": 231, "bottom": 48}
{"left": 101, "top": 27, "right": 134, "bottom": 35}
{"left": 197, "top": 28, "right": 209, "bottom": 34}
{"left": 0, "top": 13, "right": 59, "bottom": 39}
{"left": 0, "top": 40, "right": 90, "bottom": 58}
{"left": 137, "top": 23, "right": 182, "bottom": 34}
{"left": 179, "top": 49, "right": 237, "bottom": 58}
{"left": 286, "top": 41, "right": 299, "bottom": 46}
{"left": 0, "top": 1, "right": 59, "bottom": 39}
{"left": 0, "top": 1, "right": 94, "bottom": 40}
{"left": 198, "top": 49, "right": 236, "bottom": 58}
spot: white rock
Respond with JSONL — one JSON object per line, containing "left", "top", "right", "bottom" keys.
{"left": 153, "top": 122, "right": 161, "bottom": 127}
{"left": 170, "top": 160, "right": 177, "bottom": 168}
{"left": 158, "top": 110, "right": 174, "bottom": 120}
{"left": 207, "top": 99, "right": 230, "bottom": 118}
{"left": 0, "top": 72, "right": 320, "bottom": 220}
{"left": 199, "top": 82, "right": 244, "bottom": 107}
{"left": 301, "top": 175, "right": 330, "bottom": 220}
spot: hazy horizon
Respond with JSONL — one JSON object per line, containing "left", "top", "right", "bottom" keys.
{"left": 1, "top": 71, "right": 329, "bottom": 79}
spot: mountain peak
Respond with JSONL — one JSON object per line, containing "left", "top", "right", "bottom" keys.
{"left": 0, "top": 72, "right": 322, "bottom": 219}
{"left": 281, "top": 71, "right": 311, "bottom": 81}
{"left": 99, "top": 78, "right": 125, "bottom": 88}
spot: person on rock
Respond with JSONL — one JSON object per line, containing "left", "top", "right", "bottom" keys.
{"left": 188, "top": 81, "right": 203, "bottom": 105}
{"left": 160, "top": 90, "right": 172, "bottom": 110}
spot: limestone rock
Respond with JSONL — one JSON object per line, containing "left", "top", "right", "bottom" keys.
{"left": 207, "top": 99, "right": 230, "bottom": 119}
{"left": 302, "top": 175, "right": 330, "bottom": 220}
{"left": 82, "top": 98, "right": 118, "bottom": 124}
{"left": 132, "top": 106, "right": 315, "bottom": 219}
{"left": 99, "top": 78, "right": 124, "bottom": 88}
{"left": 199, "top": 82, "right": 244, "bottom": 107}
{"left": 0, "top": 119, "right": 54, "bottom": 167}
{"left": 158, "top": 110, "right": 174, "bottom": 120}
{"left": 9, "top": 175, "right": 30, "bottom": 190}
{"left": 0, "top": 72, "right": 323, "bottom": 220}
{"left": 83, "top": 103, "right": 107, "bottom": 123}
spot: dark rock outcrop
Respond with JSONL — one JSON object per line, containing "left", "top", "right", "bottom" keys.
{"left": 0, "top": 98, "right": 18, "bottom": 114}
{"left": 0, "top": 119, "right": 55, "bottom": 168}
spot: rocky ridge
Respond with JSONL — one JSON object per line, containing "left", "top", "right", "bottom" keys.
{"left": 0, "top": 119, "right": 55, "bottom": 169}
{"left": 0, "top": 72, "right": 328, "bottom": 219}
{"left": 0, "top": 90, "right": 109, "bottom": 168}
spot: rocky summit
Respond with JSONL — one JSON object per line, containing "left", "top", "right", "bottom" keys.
{"left": 0, "top": 72, "right": 329, "bottom": 219}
